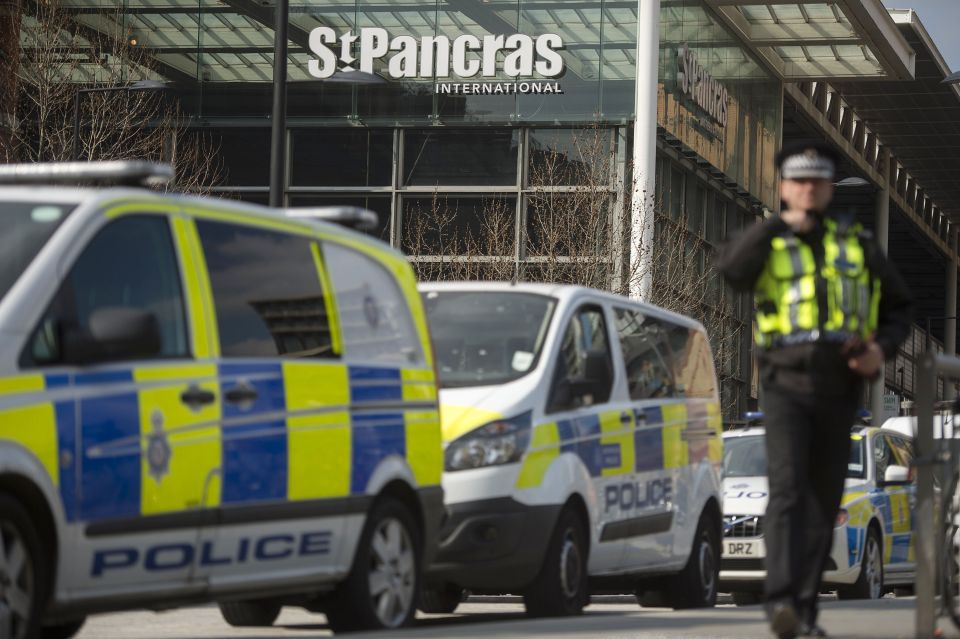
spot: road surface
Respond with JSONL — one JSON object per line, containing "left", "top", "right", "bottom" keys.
{"left": 75, "top": 595, "right": 957, "bottom": 638}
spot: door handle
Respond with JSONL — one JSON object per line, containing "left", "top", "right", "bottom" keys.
{"left": 224, "top": 383, "right": 259, "bottom": 404}
{"left": 180, "top": 385, "right": 216, "bottom": 407}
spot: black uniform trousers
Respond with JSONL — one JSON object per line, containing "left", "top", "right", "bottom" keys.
{"left": 762, "top": 384, "right": 857, "bottom": 624}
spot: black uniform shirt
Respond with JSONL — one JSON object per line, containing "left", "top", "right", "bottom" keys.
{"left": 718, "top": 213, "right": 914, "bottom": 396}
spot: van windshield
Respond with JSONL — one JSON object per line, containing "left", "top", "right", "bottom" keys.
{"left": 422, "top": 290, "right": 556, "bottom": 388}
{"left": 0, "top": 202, "right": 73, "bottom": 302}
{"left": 724, "top": 434, "right": 866, "bottom": 479}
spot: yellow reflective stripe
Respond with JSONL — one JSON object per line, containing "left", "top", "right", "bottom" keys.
{"left": 0, "top": 403, "right": 58, "bottom": 486}
{"left": 440, "top": 405, "right": 502, "bottom": 443}
{"left": 706, "top": 401, "right": 723, "bottom": 463}
{"left": 173, "top": 216, "right": 219, "bottom": 358}
{"left": 310, "top": 242, "right": 342, "bottom": 356}
{"left": 283, "top": 361, "right": 351, "bottom": 499}
{"left": 103, "top": 201, "right": 181, "bottom": 219}
{"left": 516, "top": 422, "right": 560, "bottom": 489}
{"left": 0, "top": 375, "right": 45, "bottom": 396}
{"left": 405, "top": 410, "right": 442, "bottom": 486}
{"left": 401, "top": 368, "right": 437, "bottom": 402}
{"left": 661, "top": 403, "right": 689, "bottom": 469}
{"left": 137, "top": 366, "right": 221, "bottom": 514}
{"left": 599, "top": 410, "right": 634, "bottom": 477}
{"left": 889, "top": 491, "right": 911, "bottom": 534}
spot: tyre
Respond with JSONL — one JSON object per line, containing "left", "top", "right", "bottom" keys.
{"left": 664, "top": 513, "right": 720, "bottom": 609}
{"left": 0, "top": 494, "right": 45, "bottom": 639}
{"left": 523, "top": 507, "right": 589, "bottom": 617}
{"left": 326, "top": 497, "right": 421, "bottom": 633}
{"left": 418, "top": 584, "right": 465, "bottom": 614}
{"left": 218, "top": 601, "right": 282, "bottom": 627}
{"left": 838, "top": 527, "right": 883, "bottom": 600}
{"left": 731, "top": 591, "right": 762, "bottom": 606}
{"left": 42, "top": 618, "right": 86, "bottom": 639}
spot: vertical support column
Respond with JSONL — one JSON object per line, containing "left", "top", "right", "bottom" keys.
{"left": 630, "top": 0, "right": 660, "bottom": 301}
{"left": 946, "top": 230, "right": 958, "bottom": 396}
{"left": 871, "top": 153, "right": 891, "bottom": 422}
{"left": 268, "top": 0, "right": 289, "bottom": 208}
{"left": 914, "top": 352, "right": 937, "bottom": 639}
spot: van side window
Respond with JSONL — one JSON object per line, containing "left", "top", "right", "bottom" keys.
{"left": 548, "top": 305, "right": 613, "bottom": 412}
{"left": 197, "top": 221, "right": 336, "bottom": 358}
{"left": 614, "top": 308, "right": 675, "bottom": 400}
{"left": 24, "top": 215, "right": 188, "bottom": 366}
{"left": 322, "top": 241, "right": 423, "bottom": 365}
{"left": 669, "top": 327, "right": 717, "bottom": 399}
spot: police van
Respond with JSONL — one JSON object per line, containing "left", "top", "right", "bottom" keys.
{"left": 0, "top": 162, "right": 443, "bottom": 638}
{"left": 721, "top": 422, "right": 915, "bottom": 604}
{"left": 419, "top": 282, "right": 723, "bottom": 616}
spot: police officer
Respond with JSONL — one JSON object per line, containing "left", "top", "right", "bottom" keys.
{"left": 719, "top": 142, "right": 914, "bottom": 638}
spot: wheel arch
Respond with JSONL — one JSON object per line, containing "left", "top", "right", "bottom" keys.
{"left": 0, "top": 471, "right": 60, "bottom": 602}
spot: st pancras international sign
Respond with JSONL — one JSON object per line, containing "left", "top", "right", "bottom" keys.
{"left": 676, "top": 43, "right": 729, "bottom": 127}
{"left": 307, "top": 27, "right": 566, "bottom": 95}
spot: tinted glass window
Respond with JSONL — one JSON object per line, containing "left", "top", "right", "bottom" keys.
{"left": 290, "top": 129, "right": 392, "bottom": 187}
{"left": 403, "top": 130, "right": 519, "bottom": 186}
{"left": 323, "top": 242, "right": 423, "bottom": 366}
{"left": 28, "top": 216, "right": 187, "bottom": 364}
{"left": 197, "top": 221, "right": 334, "bottom": 358}
{"left": 549, "top": 306, "right": 613, "bottom": 411}
{"left": 422, "top": 291, "right": 555, "bottom": 388}
{"left": 723, "top": 436, "right": 766, "bottom": 478}
{"left": 0, "top": 202, "right": 73, "bottom": 303}
{"left": 671, "top": 327, "right": 717, "bottom": 399}
{"left": 615, "top": 308, "right": 675, "bottom": 400}
{"left": 873, "top": 435, "right": 893, "bottom": 480}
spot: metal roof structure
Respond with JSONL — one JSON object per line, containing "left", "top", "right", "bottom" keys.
{"left": 834, "top": 9, "right": 960, "bottom": 222}
{"left": 704, "top": 0, "right": 915, "bottom": 80}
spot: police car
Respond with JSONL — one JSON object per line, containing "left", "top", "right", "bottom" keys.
{"left": 419, "top": 283, "right": 724, "bottom": 616}
{"left": 0, "top": 162, "right": 443, "bottom": 638}
{"left": 721, "top": 421, "right": 915, "bottom": 605}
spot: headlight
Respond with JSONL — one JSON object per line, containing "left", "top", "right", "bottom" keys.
{"left": 444, "top": 411, "right": 532, "bottom": 472}
{"left": 835, "top": 509, "right": 849, "bottom": 527}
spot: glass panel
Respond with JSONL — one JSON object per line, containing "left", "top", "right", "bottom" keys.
{"left": 290, "top": 129, "right": 393, "bottom": 187}
{"left": 525, "top": 194, "right": 610, "bottom": 258}
{"left": 615, "top": 307, "right": 676, "bottom": 400}
{"left": 401, "top": 195, "right": 517, "bottom": 258}
{"left": 548, "top": 305, "right": 613, "bottom": 411}
{"left": 403, "top": 129, "right": 519, "bottom": 186}
{"left": 288, "top": 195, "right": 392, "bottom": 242}
{"left": 197, "top": 221, "right": 335, "bottom": 358}
{"left": 208, "top": 128, "right": 271, "bottom": 187}
{"left": 323, "top": 241, "right": 424, "bottom": 365}
{"left": 527, "top": 128, "right": 611, "bottom": 187}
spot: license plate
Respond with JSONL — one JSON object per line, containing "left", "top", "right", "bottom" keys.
{"left": 724, "top": 539, "right": 765, "bottom": 558}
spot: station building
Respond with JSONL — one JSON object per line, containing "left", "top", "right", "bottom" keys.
{"left": 16, "top": 0, "right": 960, "bottom": 419}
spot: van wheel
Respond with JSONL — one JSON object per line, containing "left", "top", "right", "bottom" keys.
{"left": 665, "top": 513, "right": 720, "bottom": 609}
{"left": 327, "top": 497, "right": 420, "bottom": 633}
{"left": 838, "top": 527, "right": 883, "bottom": 600}
{"left": 0, "top": 495, "right": 44, "bottom": 639}
{"left": 419, "top": 584, "right": 465, "bottom": 614}
{"left": 42, "top": 618, "right": 86, "bottom": 639}
{"left": 218, "top": 601, "right": 282, "bottom": 627}
{"left": 731, "top": 591, "right": 762, "bottom": 606}
{"left": 523, "top": 507, "right": 588, "bottom": 617}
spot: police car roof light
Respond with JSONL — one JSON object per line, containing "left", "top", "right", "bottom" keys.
{"left": 285, "top": 206, "right": 379, "bottom": 231}
{"left": 743, "top": 411, "right": 764, "bottom": 422}
{"left": 0, "top": 161, "right": 174, "bottom": 187}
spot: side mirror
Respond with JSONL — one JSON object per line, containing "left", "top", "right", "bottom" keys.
{"left": 883, "top": 464, "right": 910, "bottom": 486}
{"left": 64, "top": 307, "right": 162, "bottom": 365}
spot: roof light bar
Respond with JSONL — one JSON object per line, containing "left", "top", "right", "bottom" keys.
{"left": 0, "top": 161, "right": 173, "bottom": 187}
{"left": 285, "top": 206, "right": 379, "bottom": 231}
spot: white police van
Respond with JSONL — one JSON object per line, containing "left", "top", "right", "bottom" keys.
{"left": 721, "top": 421, "right": 915, "bottom": 604}
{"left": 418, "top": 282, "right": 724, "bottom": 616}
{"left": 0, "top": 163, "right": 444, "bottom": 638}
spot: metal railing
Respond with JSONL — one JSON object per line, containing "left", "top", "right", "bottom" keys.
{"left": 915, "top": 352, "right": 960, "bottom": 637}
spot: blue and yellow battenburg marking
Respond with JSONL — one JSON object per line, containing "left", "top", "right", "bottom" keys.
{"left": 0, "top": 361, "right": 440, "bottom": 524}
{"left": 841, "top": 485, "right": 914, "bottom": 568}
{"left": 516, "top": 399, "right": 723, "bottom": 489}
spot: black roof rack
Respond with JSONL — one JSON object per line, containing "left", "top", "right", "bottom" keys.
{"left": 0, "top": 161, "right": 173, "bottom": 187}
{"left": 285, "top": 206, "right": 379, "bottom": 231}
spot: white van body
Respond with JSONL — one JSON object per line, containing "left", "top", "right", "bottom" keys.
{"left": 420, "top": 282, "right": 724, "bottom": 614}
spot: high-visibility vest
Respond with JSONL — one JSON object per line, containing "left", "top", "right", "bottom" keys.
{"left": 754, "top": 217, "right": 881, "bottom": 348}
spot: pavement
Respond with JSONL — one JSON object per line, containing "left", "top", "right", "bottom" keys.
{"left": 74, "top": 595, "right": 960, "bottom": 639}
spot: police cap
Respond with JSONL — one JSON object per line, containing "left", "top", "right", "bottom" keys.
{"left": 776, "top": 142, "right": 839, "bottom": 180}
